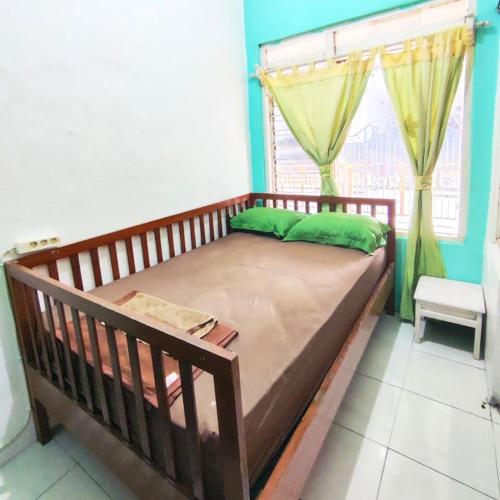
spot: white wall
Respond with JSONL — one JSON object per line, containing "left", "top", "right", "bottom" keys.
{"left": 484, "top": 40, "right": 500, "bottom": 402}
{"left": 0, "top": 0, "right": 250, "bottom": 459}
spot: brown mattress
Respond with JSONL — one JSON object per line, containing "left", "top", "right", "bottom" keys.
{"left": 80, "top": 232, "right": 386, "bottom": 496}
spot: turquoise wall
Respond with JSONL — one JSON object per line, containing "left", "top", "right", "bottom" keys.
{"left": 244, "top": 0, "right": 499, "bottom": 307}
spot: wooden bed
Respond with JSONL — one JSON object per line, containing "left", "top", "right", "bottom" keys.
{"left": 5, "top": 192, "right": 395, "bottom": 500}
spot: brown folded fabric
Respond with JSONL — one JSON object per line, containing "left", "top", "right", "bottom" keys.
{"left": 53, "top": 293, "right": 237, "bottom": 407}
{"left": 116, "top": 290, "right": 217, "bottom": 339}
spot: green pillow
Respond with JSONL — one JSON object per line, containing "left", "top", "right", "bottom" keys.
{"left": 283, "top": 212, "right": 391, "bottom": 254}
{"left": 230, "top": 207, "right": 306, "bottom": 239}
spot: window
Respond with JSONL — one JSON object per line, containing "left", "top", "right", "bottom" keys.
{"left": 263, "top": 0, "right": 471, "bottom": 237}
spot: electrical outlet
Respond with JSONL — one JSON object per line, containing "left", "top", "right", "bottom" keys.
{"left": 15, "top": 235, "right": 61, "bottom": 255}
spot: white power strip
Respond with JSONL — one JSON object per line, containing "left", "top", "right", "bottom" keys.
{"left": 15, "top": 235, "right": 61, "bottom": 255}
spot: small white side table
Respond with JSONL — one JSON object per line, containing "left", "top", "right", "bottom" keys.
{"left": 414, "top": 276, "right": 485, "bottom": 360}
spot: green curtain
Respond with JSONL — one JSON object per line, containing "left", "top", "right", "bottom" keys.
{"left": 381, "top": 26, "right": 472, "bottom": 321}
{"left": 258, "top": 50, "right": 376, "bottom": 195}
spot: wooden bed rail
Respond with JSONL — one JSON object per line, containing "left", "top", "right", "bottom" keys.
{"left": 250, "top": 193, "right": 396, "bottom": 265}
{"left": 15, "top": 194, "right": 252, "bottom": 292}
{"left": 6, "top": 261, "right": 249, "bottom": 500}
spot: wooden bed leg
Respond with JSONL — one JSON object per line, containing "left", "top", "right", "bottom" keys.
{"left": 385, "top": 289, "right": 395, "bottom": 316}
{"left": 33, "top": 399, "right": 52, "bottom": 445}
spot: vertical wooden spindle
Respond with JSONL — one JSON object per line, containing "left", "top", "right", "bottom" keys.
{"left": 71, "top": 308, "right": 93, "bottom": 412}
{"left": 42, "top": 294, "right": 64, "bottom": 388}
{"left": 150, "top": 346, "right": 176, "bottom": 478}
{"left": 105, "top": 326, "right": 129, "bottom": 441}
{"left": 125, "top": 238, "right": 136, "bottom": 275}
{"left": 70, "top": 254, "right": 84, "bottom": 291}
{"left": 199, "top": 215, "right": 206, "bottom": 245}
{"left": 140, "top": 233, "right": 150, "bottom": 269}
{"left": 179, "top": 361, "right": 204, "bottom": 499}
{"left": 108, "top": 242, "right": 120, "bottom": 281}
{"left": 55, "top": 301, "right": 78, "bottom": 400}
{"left": 154, "top": 228, "right": 163, "bottom": 263}
{"left": 126, "top": 335, "right": 151, "bottom": 459}
{"left": 89, "top": 248, "right": 103, "bottom": 287}
{"left": 86, "top": 316, "right": 110, "bottom": 425}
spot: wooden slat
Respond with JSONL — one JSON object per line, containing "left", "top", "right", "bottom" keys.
{"left": 329, "top": 202, "right": 336, "bottom": 213}
{"left": 209, "top": 212, "right": 215, "bottom": 242}
{"left": 55, "top": 301, "right": 78, "bottom": 400}
{"left": 316, "top": 201, "right": 322, "bottom": 213}
{"left": 214, "top": 365, "right": 250, "bottom": 500}
{"left": 150, "top": 346, "right": 176, "bottom": 478}
{"left": 126, "top": 335, "right": 151, "bottom": 459}
{"left": 371, "top": 204, "right": 376, "bottom": 217}
{"left": 47, "top": 261, "right": 59, "bottom": 281}
{"left": 108, "top": 242, "right": 120, "bottom": 280}
{"left": 217, "top": 209, "right": 223, "bottom": 239}
{"left": 198, "top": 214, "right": 206, "bottom": 245}
{"left": 42, "top": 294, "right": 64, "bottom": 388}
{"left": 124, "top": 238, "right": 136, "bottom": 275}
{"left": 23, "top": 285, "right": 41, "bottom": 370}
{"left": 179, "top": 361, "right": 204, "bottom": 499}
{"left": 272, "top": 198, "right": 277, "bottom": 208}
{"left": 89, "top": 248, "right": 103, "bottom": 287}
{"left": 154, "top": 228, "right": 163, "bottom": 263}
{"left": 305, "top": 200, "right": 310, "bottom": 214}
{"left": 105, "top": 326, "right": 130, "bottom": 441}
{"left": 71, "top": 308, "right": 93, "bottom": 412}
{"left": 294, "top": 199, "right": 298, "bottom": 210}
{"left": 178, "top": 222, "right": 186, "bottom": 254}
{"left": 140, "top": 233, "right": 150, "bottom": 269}
{"left": 189, "top": 217, "right": 196, "bottom": 249}
{"left": 70, "top": 254, "right": 84, "bottom": 291}
{"left": 29, "top": 288, "right": 51, "bottom": 378}
{"left": 342, "top": 203, "right": 347, "bottom": 213}
{"left": 356, "top": 204, "right": 362, "bottom": 214}
{"left": 167, "top": 225, "right": 175, "bottom": 258}
{"left": 86, "top": 315, "right": 111, "bottom": 425}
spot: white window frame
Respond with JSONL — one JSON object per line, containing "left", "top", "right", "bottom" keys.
{"left": 261, "top": 0, "right": 474, "bottom": 240}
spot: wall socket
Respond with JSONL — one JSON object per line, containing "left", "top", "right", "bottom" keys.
{"left": 15, "top": 235, "right": 61, "bottom": 255}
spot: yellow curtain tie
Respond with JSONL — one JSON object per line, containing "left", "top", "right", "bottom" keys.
{"left": 414, "top": 175, "right": 432, "bottom": 191}
{"left": 319, "top": 164, "right": 331, "bottom": 178}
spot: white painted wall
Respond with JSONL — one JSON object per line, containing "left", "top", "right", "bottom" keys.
{"left": 484, "top": 41, "right": 500, "bottom": 401}
{"left": 0, "top": 0, "right": 250, "bottom": 459}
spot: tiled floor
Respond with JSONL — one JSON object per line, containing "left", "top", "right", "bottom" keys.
{"left": 0, "top": 315, "right": 498, "bottom": 499}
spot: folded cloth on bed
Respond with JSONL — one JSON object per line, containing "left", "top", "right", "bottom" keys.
{"left": 115, "top": 290, "right": 217, "bottom": 338}
{"left": 52, "top": 293, "right": 237, "bottom": 407}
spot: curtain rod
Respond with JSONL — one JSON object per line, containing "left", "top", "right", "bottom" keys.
{"left": 249, "top": 19, "right": 491, "bottom": 80}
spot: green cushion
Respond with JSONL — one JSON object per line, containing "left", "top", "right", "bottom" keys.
{"left": 230, "top": 207, "right": 306, "bottom": 239}
{"left": 283, "top": 212, "right": 391, "bottom": 254}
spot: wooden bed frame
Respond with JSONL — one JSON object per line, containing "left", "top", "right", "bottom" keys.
{"left": 5, "top": 192, "right": 395, "bottom": 500}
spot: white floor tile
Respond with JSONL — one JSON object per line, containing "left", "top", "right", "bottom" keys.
{"left": 302, "top": 424, "right": 386, "bottom": 500}
{"left": 357, "top": 334, "right": 411, "bottom": 387}
{"left": 39, "top": 465, "right": 109, "bottom": 499}
{"left": 379, "top": 451, "right": 492, "bottom": 500}
{"left": 390, "top": 391, "right": 498, "bottom": 498}
{"left": 373, "top": 314, "right": 414, "bottom": 349}
{"left": 413, "top": 321, "right": 485, "bottom": 369}
{"left": 79, "top": 453, "right": 138, "bottom": 500}
{"left": 54, "top": 427, "right": 89, "bottom": 463}
{"left": 0, "top": 441, "right": 74, "bottom": 500}
{"left": 335, "top": 373, "right": 401, "bottom": 446}
{"left": 404, "top": 351, "right": 489, "bottom": 418}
